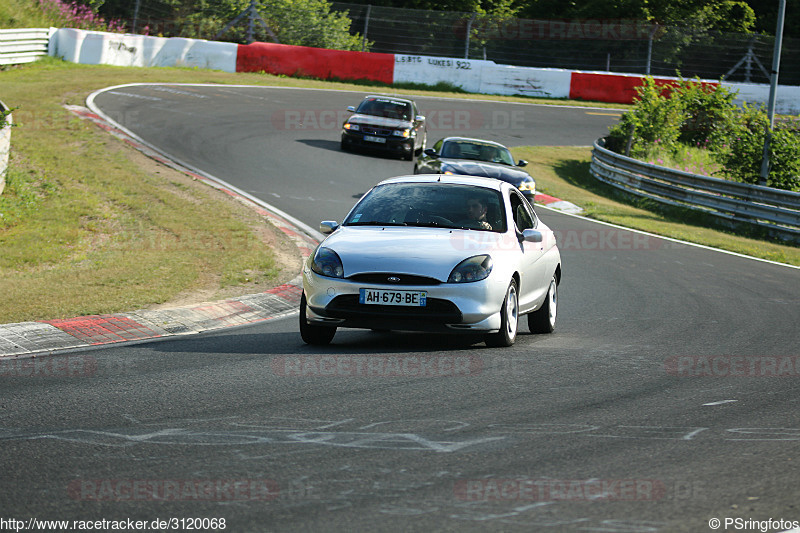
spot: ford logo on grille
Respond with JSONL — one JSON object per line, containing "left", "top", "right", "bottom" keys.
{"left": 387, "top": 276, "right": 401, "bottom": 283}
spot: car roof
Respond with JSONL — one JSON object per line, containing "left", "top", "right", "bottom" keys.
{"left": 440, "top": 137, "right": 509, "bottom": 149}
{"left": 376, "top": 174, "right": 512, "bottom": 192}
{"left": 361, "top": 95, "right": 415, "bottom": 104}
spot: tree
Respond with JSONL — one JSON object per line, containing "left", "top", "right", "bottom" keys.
{"left": 90, "top": 0, "right": 365, "bottom": 50}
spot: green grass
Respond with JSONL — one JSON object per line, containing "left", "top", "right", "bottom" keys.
{"left": 513, "top": 146, "right": 800, "bottom": 266}
{"left": 0, "top": 59, "right": 298, "bottom": 323}
{"left": 0, "top": 0, "right": 50, "bottom": 27}
{"left": 639, "top": 145, "right": 722, "bottom": 177}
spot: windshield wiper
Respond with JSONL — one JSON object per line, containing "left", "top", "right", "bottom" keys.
{"left": 346, "top": 221, "right": 407, "bottom": 227}
{"left": 406, "top": 221, "right": 464, "bottom": 229}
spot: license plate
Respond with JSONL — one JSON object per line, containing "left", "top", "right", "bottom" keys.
{"left": 359, "top": 288, "right": 427, "bottom": 306}
{"left": 363, "top": 135, "right": 386, "bottom": 144}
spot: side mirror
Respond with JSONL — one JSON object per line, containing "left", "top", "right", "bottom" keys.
{"left": 415, "top": 114, "right": 425, "bottom": 122}
{"left": 423, "top": 148, "right": 438, "bottom": 157}
{"left": 521, "top": 228, "right": 543, "bottom": 243}
{"left": 320, "top": 221, "right": 339, "bottom": 235}
{"left": 517, "top": 160, "right": 528, "bottom": 167}
{"left": 347, "top": 106, "right": 355, "bottom": 113}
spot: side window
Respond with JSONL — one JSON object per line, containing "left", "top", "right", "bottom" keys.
{"left": 510, "top": 192, "right": 534, "bottom": 232}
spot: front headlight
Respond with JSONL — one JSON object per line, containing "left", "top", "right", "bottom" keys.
{"left": 518, "top": 180, "right": 536, "bottom": 193}
{"left": 311, "top": 247, "right": 344, "bottom": 278}
{"left": 448, "top": 255, "right": 493, "bottom": 283}
{"left": 343, "top": 123, "right": 360, "bottom": 131}
{"left": 393, "top": 129, "right": 411, "bottom": 138}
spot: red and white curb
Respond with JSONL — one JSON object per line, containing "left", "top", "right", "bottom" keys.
{"left": 0, "top": 282, "right": 305, "bottom": 356}
{"left": 535, "top": 192, "right": 583, "bottom": 215}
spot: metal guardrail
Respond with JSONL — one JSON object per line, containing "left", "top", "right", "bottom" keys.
{"left": 0, "top": 28, "right": 51, "bottom": 66}
{"left": 591, "top": 139, "right": 800, "bottom": 243}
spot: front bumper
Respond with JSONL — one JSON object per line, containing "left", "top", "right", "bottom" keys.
{"left": 302, "top": 268, "right": 505, "bottom": 333}
{"left": 341, "top": 130, "right": 414, "bottom": 155}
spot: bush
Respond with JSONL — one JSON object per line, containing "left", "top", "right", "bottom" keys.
{"left": 714, "top": 104, "right": 800, "bottom": 191}
{"left": 672, "top": 77, "right": 738, "bottom": 148}
{"left": 607, "top": 76, "right": 800, "bottom": 192}
{"left": 606, "top": 77, "right": 683, "bottom": 158}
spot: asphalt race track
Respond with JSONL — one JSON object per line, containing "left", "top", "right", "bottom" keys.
{"left": 1, "top": 85, "right": 798, "bottom": 533}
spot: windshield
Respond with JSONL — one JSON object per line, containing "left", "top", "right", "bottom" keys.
{"left": 441, "top": 140, "right": 516, "bottom": 166}
{"left": 344, "top": 182, "right": 506, "bottom": 233}
{"left": 356, "top": 98, "right": 413, "bottom": 121}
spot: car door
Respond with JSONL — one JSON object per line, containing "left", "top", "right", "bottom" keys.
{"left": 509, "top": 190, "right": 548, "bottom": 312}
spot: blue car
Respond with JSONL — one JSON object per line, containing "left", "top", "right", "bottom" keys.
{"left": 414, "top": 137, "right": 535, "bottom": 200}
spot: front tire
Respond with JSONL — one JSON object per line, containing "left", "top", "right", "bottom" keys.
{"left": 528, "top": 275, "right": 557, "bottom": 334}
{"left": 485, "top": 280, "right": 519, "bottom": 347}
{"left": 300, "top": 293, "right": 336, "bottom": 345}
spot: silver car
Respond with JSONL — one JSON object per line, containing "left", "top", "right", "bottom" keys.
{"left": 300, "top": 175, "right": 561, "bottom": 347}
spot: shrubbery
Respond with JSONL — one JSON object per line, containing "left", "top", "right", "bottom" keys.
{"left": 606, "top": 77, "right": 800, "bottom": 192}
{"left": 37, "top": 0, "right": 125, "bottom": 32}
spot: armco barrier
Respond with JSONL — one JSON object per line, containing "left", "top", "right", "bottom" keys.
{"left": 0, "top": 27, "right": 51, "bottom": 65}
{"left": 591, "top": 139, "right": 800, "bottom": 242}
{"left": 236, "top": 42, "right": 394, "bottom": 84}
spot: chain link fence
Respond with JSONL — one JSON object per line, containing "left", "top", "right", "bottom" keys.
{"left": 108, "top": 1, "right": 799, "bottom": 85}
{"left": 331, "top": 3, "right": 800, "bottom": 86}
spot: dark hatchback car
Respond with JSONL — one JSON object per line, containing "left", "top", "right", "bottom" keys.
{"left": 414, "top": 137, "right": 536, "bottom": 201}
{"left": 341, "top": 96, "right": 426, "bottom": 160}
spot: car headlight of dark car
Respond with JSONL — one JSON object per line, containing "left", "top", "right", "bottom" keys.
{"left": 311, "top": 247, "right": 344, "bottom": 278}
{"left": 518, "top": 178, "right": 536, "bottom": 194}
{"left": 448, "top": 255, "right": 493, "bottom": 283}
{"left": 343, "top": 123, "right": 360, "bottom": 132}
{"left": 392, "top": 128, "right": 411, "bottom": 138}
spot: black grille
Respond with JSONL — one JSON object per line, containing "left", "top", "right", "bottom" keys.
{"left": 325, "top": 295, "right": 462, "bottom": 323}
{"left": 362, "top": 126, "right": 391, "bottom": 136}
{"left": 347, "top": 273, "right": 442, "bottom": 286}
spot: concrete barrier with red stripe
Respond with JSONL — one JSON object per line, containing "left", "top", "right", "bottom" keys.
{"left": 45, "top": 29, "right": 799, "bottom": 115}
{"left": 236, "top": 42, "right": 394, "bottom": 84}
{"left": 569, "top": 71, "right": 720, "bottom": 104}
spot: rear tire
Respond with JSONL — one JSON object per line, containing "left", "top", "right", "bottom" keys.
{"left": 528, "top": 276, "right": 557, "bottom": 334}
{"left": 300, "top": 293, "right": 336, "bottom": 345}
{"left": 485, "top": 280, "right": 519, "bottom": 347}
